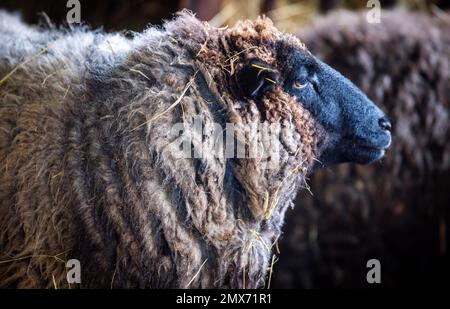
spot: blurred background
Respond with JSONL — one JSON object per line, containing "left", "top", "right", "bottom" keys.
{"left": 1, "top": 0, "right": 448, "bottom": 32}
{"left": 1, "top": 0, "right": 448, "bottom": 288}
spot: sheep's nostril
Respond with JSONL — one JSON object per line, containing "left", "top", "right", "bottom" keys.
{"left": 378, "top": 117, "right": 392, "bottom": 131}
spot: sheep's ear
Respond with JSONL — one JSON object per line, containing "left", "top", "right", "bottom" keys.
{"left": 234, "top": 61, "right": 279, "bottom": 99}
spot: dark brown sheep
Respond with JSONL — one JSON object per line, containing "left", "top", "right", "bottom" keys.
{"left": 274, "top": 9, "right": 450, "bottom": 288}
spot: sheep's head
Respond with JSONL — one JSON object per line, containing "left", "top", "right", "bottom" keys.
{"left": 226, "top": 17, "right": 392, "bottom": 169}
{"left": 168, "top": 12, "right": 391, "bottom": 173}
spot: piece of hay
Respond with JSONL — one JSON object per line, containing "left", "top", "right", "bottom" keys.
{"left": 185, "top": 258, "right": 208, "bottom": 288}
{"left": 130, "top": 72, "right": 198, "bottom": 132}
{"left": 0, "top": 46, "right": 50, "bottom": 86}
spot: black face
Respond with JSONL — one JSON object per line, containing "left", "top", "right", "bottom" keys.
{"left": 235, "top": 46, "right": 391, "bottom": 168}
{"left": 280, "top": 49, "right": 391, "bottom": 167}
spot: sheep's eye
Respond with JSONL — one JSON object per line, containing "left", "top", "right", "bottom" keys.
{"left": 294, "top": 79, "right": 308, "bottom": 89}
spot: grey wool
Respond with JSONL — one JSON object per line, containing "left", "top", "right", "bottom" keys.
{"left": 0, "top": 11, "right": 321, "bottom": 288}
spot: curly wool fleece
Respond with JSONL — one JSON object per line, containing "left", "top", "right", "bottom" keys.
{"left": 0, "top": 11, "right": 320, "bottom": 288}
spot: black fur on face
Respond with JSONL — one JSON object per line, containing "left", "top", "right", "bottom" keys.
{"left": 278, "top": 44, "right": 391, "bottom": 167}
{"left": 254, "top": 42, "right": 391, "bottom": 168}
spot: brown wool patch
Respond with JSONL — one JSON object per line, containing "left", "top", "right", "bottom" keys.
{"left": 192, "top": 16, "right": 318, "bottom": 169}
{"left": 227, "top": 17, "right": 278, "bottom": 66}
{"left": 263, "top": 88, "right": 317, "bottom": 165}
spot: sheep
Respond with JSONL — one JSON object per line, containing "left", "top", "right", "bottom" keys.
{"left": 0, "top": 10, "right": 391, "bottom": 288}
{"left": 274, "top": 9, "right": 450, "bottom": 288}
